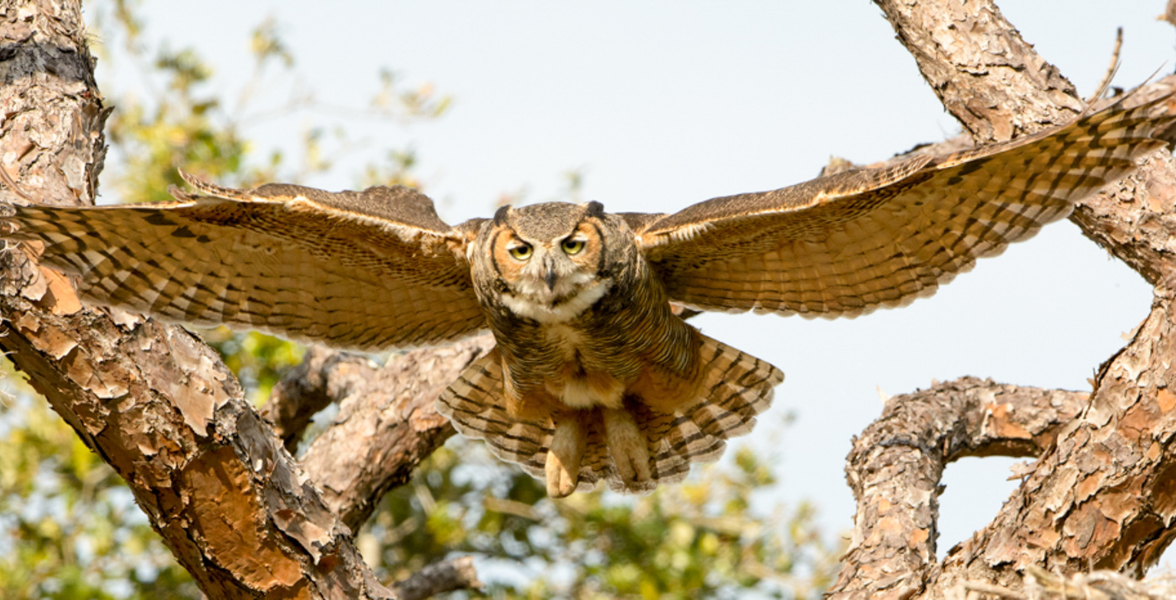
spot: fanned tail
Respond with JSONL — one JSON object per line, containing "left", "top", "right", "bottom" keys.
{"left": 634, "top": 333, "right": 783, "bottom": 490}
{"left": 436, "top": 348, "right": 606, "bottom": 493}
{"left": 436, "top": 348, "right": 552, "bottom": 478}
{"left": 436, "top": 336, "right": 784, "bottom": 494}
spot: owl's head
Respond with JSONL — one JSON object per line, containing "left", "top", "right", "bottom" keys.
{"left": 473, "top": 201, "right": 632, "bottom": 324}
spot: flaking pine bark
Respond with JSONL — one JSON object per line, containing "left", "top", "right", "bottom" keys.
{"left": 827, "top": 1, "right": 1176, "bottom": 598}
{"left": 0, "top": 1, "right": 475, "bottom": 598}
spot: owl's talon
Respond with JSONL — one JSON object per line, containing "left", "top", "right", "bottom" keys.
{"left": 603, "top": 407, "right": 651, "bottom": 485}
{"left": 545, "top": 417, "right": 585, "bottom": 498}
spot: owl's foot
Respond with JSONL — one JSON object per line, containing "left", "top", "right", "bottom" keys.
{"left": 545, "top": 417, "right": 586, "bottom": 498}
{"left": 603, "top": 407, "right": 651, "bottom": 486}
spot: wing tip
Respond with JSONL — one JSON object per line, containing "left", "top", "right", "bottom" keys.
{"left": 176, "top": 169, "right": 252, "bottom": 201}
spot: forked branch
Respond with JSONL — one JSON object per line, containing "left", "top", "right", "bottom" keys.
{"left": 827, "top": 1, "right": 1176, "bottom": 598}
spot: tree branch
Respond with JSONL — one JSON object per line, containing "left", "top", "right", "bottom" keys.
{"left": 262, "top": 346, "right": 380, "bottom": 452}
{"left": 876, "top": 0, "right": 1176, "bottom": 284}
{"left": 1068, "top": 84, "right": 1176, "bottom": 286}
{"left": 263, "top": 336, "right": 495, "bottom": 533}
{"left": 0, "top": 2, "right": 455, "bottom": 597}
{"left": 831, "top": 378, "right": 1087, "bottom": 599}
{"left": 836, "top": 1, "right": 1176, "bottom": 597}
{"left": 871, "top": 0, "right": 1082, "bottom": 142}
{"left": 941, "top": 292, "right": 1176, "bottom": 587}
{"left": 389, "top": 556, "right": 483, "bottom": 600}
{"left": 300, "top": 335, "right": 493, "bottom": 532}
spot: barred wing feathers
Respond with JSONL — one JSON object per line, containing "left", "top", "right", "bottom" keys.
{"left": 2, "top": 174, "right": 487, "bottom": 350}
{"left": 638, "top": 94, "right": 1175, "bottom": 318}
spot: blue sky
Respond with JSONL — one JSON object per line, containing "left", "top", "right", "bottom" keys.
{"left": 93, "top": 1, "right": 1176, "bottom": 564}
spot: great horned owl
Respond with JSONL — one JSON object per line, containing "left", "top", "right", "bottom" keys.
{"left": 3, "top": 94, "right": 1172, "bottom": 497}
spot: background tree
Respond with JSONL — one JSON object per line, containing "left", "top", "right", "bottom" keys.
{"left": 1, "top": 1, "right": 1175, "bottom": 599}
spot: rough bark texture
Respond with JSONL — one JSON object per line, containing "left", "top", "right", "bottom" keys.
{"left": 871, "top": 0, "right": 1083, "bottom": 142}
{"left": 0, "top": 2, "right": 403, "bottom": 598}
{"left": 298, "top": 336, "right": 492, "bottom": 532}
{"left": 262, "top": 346, "right": 381, "bottom": 452}
{"left": 823, "top": 2, "right": 1176, "bottom": 598}
{"left": 836, "top": 378, "right": 1089, "bottom": 598}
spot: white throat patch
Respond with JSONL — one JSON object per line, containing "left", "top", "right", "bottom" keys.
{"left": 501, "top": 279, "right": 611, "bottom": 324}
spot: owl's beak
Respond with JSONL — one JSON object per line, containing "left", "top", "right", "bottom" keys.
{"left": 545, "top": 260, "right": 558, "bottom": 291}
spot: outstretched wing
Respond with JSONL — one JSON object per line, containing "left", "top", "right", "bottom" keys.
{"left": 636, "top": 94, "right": 1175, "bottom": 318}
{"left": 3, "top": 173, "right": 488, "bottom": 350}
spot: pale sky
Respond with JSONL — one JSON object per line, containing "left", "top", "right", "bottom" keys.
{"left": 92, "top": 1, "right": 1176, "bottom": 564}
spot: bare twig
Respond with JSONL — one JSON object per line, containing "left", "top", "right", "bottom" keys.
{"left": 961, "top": 581, "right": 1028, "bottom": 600}
{"left": 389, "top": 556, "right": 483, "bottom": 600}
{"left": 262, "top": 346, "right": 379, "bottom": 451}
{"left": 1024, "top": 566, "right": 1176, "bottom": 600}
{"left": 0, "top": 160, "right": 36, "bottom": 204}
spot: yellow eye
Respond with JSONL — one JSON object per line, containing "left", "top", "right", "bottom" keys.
{"left": 508, "top": 243, "right": 532, "bottom": 260}
{"left": 561, "top": 239, "right": 585, "bottom": 255}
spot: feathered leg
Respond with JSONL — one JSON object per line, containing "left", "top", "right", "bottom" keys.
{"left": 545, "top": 414, "right": 587, "bottom": 498}
{"left": 603, "top": 406, "right": 652, "bottom": 487}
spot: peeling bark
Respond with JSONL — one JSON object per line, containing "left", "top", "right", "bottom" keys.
{"left": 834, "top": 378, "right": 1087, "bottom": 598}
{"left": 821, "top": 1, "right": 1176, "bottom": 598}
{"left": 299, "top": 336, "right": 492, "bottom": 531}
{"left": 947, "top": 296, "right": 1176, "bottom": 582}
{"left": 872, "top": 0, "right": 1082, "bottom": 141}
{"left": 0, "top": 2, "right": 401, "bottom": 597}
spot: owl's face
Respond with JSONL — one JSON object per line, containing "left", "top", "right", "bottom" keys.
{"left": 473, "top": 201, "right": 629, "bottom": 324}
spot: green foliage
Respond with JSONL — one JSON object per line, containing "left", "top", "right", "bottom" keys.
{"left": 0, "top": 379, "right": 199, "bottom": 599}
{"left": 363, "top": 442, "right": 840, "bottom": 599}
{"left": 0, "top": 1, "right": 842, "bottom": 598}
{"left": 91, "top": 0, "right": 449, "bottom": 404}
{"left": 101, "top": 18, "right": 251, "bottom": 203}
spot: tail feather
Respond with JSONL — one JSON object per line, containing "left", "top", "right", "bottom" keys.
{"left": 436, "top": 349, "right": 552, "bottom": 475}
{"left": 691, "top": 400, "right": 755, "bottom": 438}
{"left": 435, "top": 335, "right": 783, "bottom": 494}
{"left": 643, "top": 411, "right": 724, "bottom": 485}
{"left": 640, "top": 335, "right": 782, "bottom": 489}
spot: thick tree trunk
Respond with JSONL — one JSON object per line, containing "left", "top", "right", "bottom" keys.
{"left": 0, "top": 2, "right": 482, "bottom": 598}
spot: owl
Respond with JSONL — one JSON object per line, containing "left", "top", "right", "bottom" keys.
{"left": 2, "top": 94, "right": 1172, "bottom": 497}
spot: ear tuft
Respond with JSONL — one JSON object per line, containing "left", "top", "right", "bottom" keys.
{"left": 584, "top": 201, "right": 605, "bottom": 220}
{"left": 493, "top": 204, "right": 512, "bottom": 225}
